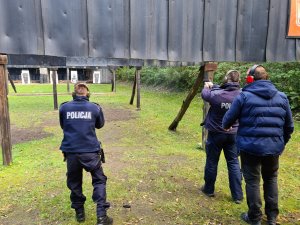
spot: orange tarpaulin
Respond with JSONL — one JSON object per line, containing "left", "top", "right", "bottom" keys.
{"left": 288, "top": 0, "right": 300, "bottom": 37}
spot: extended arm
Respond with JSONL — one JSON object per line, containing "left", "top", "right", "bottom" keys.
{"left": 201, "top": 87, "right": 212, "bottom": 102}
{"left": 201, "top": 82, "right": 218, "bottom": 102}
{"left": 59, "top": 107, "right": 64, "bottom": 129}
{"left": 95, "top": 106, "right": 105, "bottom": 129}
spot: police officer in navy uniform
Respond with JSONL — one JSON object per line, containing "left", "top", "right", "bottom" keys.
{"left": 59, "top": 82, "right": 113, "bottom": 225}
{"left": 200, "top": 70, "right": 243, "bottom": 204}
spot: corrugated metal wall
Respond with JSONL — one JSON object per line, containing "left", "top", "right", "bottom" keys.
{"left": 0, "top": 0, "right": 44, "bottom": 54}
{"left": 168, "top": 0, "right": 204, "bottom": 63}
{"left": 0, "top": 0, "right": 299, "bottom": 66}
{"left": 130, "top": 0, "right": 168, "bottom": 60}
{"left": 203, "top": 0, "right": 237, "bottom": 61}
{"left": 267, "top": 0, "right": 297, "bottom": 61}
{"left": 236, "top": 0, "right": 269, "bottom": 62}
{"left": 88, "top": 0, "right": 130, "bottom": 58}
{"left": 41, "top": 0, "right": 89, "bottom": 56}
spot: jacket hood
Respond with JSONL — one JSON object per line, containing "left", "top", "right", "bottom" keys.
{"left": 242, "top": 80, "right": 278, "bottom": 99}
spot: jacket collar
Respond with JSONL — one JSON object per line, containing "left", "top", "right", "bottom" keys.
{"left": 73, "top": 95, "right": 89, "bottom": 101}
{"left": 220, "top": 82, "right": 240, "bottom": 90}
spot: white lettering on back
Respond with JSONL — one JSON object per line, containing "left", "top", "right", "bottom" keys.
{"left": 221, "top": 103, "right": 231, "bottom": 109}
{"left": 66, "top": 111, "right": 92, "bottom": 119}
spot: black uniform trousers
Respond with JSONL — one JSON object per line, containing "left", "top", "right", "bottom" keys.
{"left": 241, "top": 151, "right": 279, "bottom": 223}
{"left": 66, "top": 152, "right": 110, "bottom": 217}
{"left": 204, "top": 131, "right": 243, "bottom": 201}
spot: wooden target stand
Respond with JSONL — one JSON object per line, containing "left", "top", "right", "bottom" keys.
{"left": 0, "top": 55, "right": 12, "bottom": 165}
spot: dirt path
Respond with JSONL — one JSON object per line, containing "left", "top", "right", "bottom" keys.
{"left": 10, "top": 107, "right": 136, "bottom": 145}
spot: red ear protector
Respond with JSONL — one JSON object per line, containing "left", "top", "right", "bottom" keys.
{"left": 246, "top": 64, "right": 261, "bottom": 84}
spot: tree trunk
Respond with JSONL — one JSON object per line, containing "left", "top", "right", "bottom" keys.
{"left": 8, "top": 72, "right": 17, "bottom": 93}
{"left": 111, "top": 69, "right": 116, "bottom": 92}
{"left": 136, "top": 68, "right": 141, "bottom": 110}
{"left": 168, "top": 65, "right": 205, "bottom": 131}
{"left": 129, "top": 70, "right": 137, "bottom": 105}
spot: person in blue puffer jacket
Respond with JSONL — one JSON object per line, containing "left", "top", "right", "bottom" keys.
{"left": 222, "top": 65, "right": 294, "bottom": 225}
{"left": 59, "top": 82, "right": 113, "bottom": 225}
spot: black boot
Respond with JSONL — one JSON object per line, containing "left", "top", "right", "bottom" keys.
{"left": 75, "top": 208, "right": 85, "bottom": 223}
{"left": 240, "top": 212, "right": 261, "bottom": 225}
{"left": 97, "top": 215, "right": 113, "bottom": 225}
{"left": 200, "top": 185, "right": 215, "bottom": 197}
{"left": 267, "top": 219, "right": 279, "bottom": 225}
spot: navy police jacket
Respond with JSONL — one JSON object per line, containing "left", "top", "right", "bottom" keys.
{"left": 59, "top": 96, "right": 104, "bottom": 153}
{"left": 201, "top": 82, "right": 241, "bottom": 134}
{"left": 223, "top": 80, "right": 294, "bottom": 156}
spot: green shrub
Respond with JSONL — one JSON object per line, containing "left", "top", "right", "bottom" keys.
{"left": 117, "top": 62, "right": 300, "bottom": 117}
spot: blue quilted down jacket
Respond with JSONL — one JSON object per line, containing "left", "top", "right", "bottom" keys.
{"left": 222, "top": 80, "right": 294, "bottom": 156}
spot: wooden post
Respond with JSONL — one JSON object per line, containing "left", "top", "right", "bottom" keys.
{"left": 111, "top": 68, "right": 116, "bottom": 92}
{"left": 136, "top": 67, "right": 142, "bottom": 110}
{"left": 0, "top": 55, "right": 12, "bottom": 165}
{"left": 8, "top": 72, "right": 17, "bottom": 93}
{"left": 129, "top": 70, "right": 137, "bottom": 105}
{"left": 51, "top": 69, "right": 58, "bottom": 110}
{"left": 168, "top": 64, "right": 205, "bottom": 131}
{"left": 66, "top": 68, "right": 70, "bottom": 93}
{"left": 201, "top": 62, "right": 218, "bottom": 150}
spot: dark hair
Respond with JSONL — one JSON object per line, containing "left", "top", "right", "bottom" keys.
{"left": 72, "top": 83, "right": 90, "bottom": 98}
{"left": 225, "top": 70, "right": 240, "bottom": 83}
{"left": 253, "top": 66, "right": 268, "bottom": 80}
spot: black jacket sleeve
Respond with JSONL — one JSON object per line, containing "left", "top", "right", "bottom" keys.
{"left": 95, "top": 106, "right": 105, "bottom": 129}
{"left": 283, "top": 99, "right": 294, "bottom": 144}
{"left": 59, "top": 107, "right": 64, "bottom": 129}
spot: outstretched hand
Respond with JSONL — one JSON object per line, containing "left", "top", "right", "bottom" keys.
{"left": 204, "top": 82, "right": 214, "bottom": 89}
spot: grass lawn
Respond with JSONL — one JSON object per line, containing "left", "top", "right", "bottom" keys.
{"left": 0, "top": 83, "right": 299, "bottom": 225}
